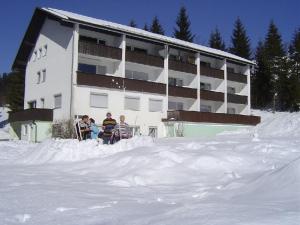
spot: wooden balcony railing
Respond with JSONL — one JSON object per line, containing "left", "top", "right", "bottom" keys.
{"left": 200, "top": 90, "right": 224, "bottom": 102}
{"left": 227, "top": 93, "right": 248, "bottom": 104}
{"left": 163, "top": 110, "right": 260, "bottom": 125}
{"left": 200, "top": 65, "right": 224, "bottom": 79}
{"left": 168, "top": 86, "right": 197, "bottom": 99}
{"left": 78, "top": 41, "right": 122, "bottom": 60}
{"left": 77, "top": 72, "right": 166, "bottom": 95}
{"left": 9, "top": 108, "right": 53, "bottom": 122}
{"left": 227, "top": 71, "right": 247, "bottom": 83}
{"left": 169, "top": 59, "right": 197, "bottom": 74}
{"left": 126, "top": 51, "right": 164, "bottom": 68}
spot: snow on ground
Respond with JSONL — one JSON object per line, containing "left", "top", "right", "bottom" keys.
{"left": 0, "top": 111, "right": 300, "bottom": 225}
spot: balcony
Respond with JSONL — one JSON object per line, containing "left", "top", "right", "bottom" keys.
{"left": 169, "top": 59, "right": 197, "bottom": 74}
{"left": 78, "top": 41, "right": 122, "bottom": 60}
{"left": 200, "top": 65, "right": 224, "bottom": 79}
{"left": 227, "top": 71, "right": 247, "bottom": 83}
{"left": 200, "top": 90, "right": 224, "bottom": 102}
{"left": 126, "top": 51, "right": 164, "bottom": 68}
{"left": 227, "top": 93, "right": 248, "bottom": 104}
{"left": 77, "top": 72, "right": 166, "bottom": 95}
{"left": 9, "top": 108, "right": 53, "bottom": 122}
{"left": 168, "top": 86, "right": 197, "bottom": 99}
{"left": 163, "top": 110, "right": 260, "bottom": 125}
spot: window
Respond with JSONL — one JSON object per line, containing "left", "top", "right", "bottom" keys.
{"left": 125, "top": 96, "right": 140, "bottom": 111}
{"left": 78, "top": 63, "right": 97, "bottom": 74}
{"left": 32, "top": 51, "right": 37, "bottom": 61}
{"left": 200, "top": 82, "right": 211, "bottom": 91}
{"left": 133, "top": 47, "right": 147, "bottom": 54}
{"left": 42, "top": 69, "right": 46, "bottom": 83}
{"left": 227, "top": 107, "right": 236, "bottom": 114}
{"left": 200, "top": 104, "right": 212, "bottom": 112}
{"left": 40, "top": 98, "right": 45, "bottom": 108}
{"left": 97, "top": 65, "right": 107, "bottom": 75}
{"left": 168, "top": 77, "right": 183, "bottom": 87}
{"left": 200, "top": 61, "right": 211, "bottom": 68}
{"left": 38, "top": 48, "right": 42, "bottom": 59}
{"left": 149, "top": 127, "right": 158, "bottom": 138}
{"left": 187, "top": 56, "right": 196, "bottom": 64}
{"left": 90, "top": 93, "right": 108, "bottom": 108}
{"left": 23, "top": 124, "right": 28, "bottom": 135}
{"left": 129, "top": 126, "right": 140, "bottom": 136}
{"left": 126, "top": 46, "right": 132, "bottom": 51}
{"left": 37, "top": 71, "right": 41, "bottom": 84}
{"left": 79, "top": 35, "right": 97, "bottom": 44}
{"left": 149, "top": 99, "right": 163, "bottom": 112}
{"left": 168, "top": 101, "right": 184, "bottom": 110}
{"left": 54, "top": 94, "right": 62, "bottom": 109}
{"left": 125, "top": 70, "right": 148, "bottom": 81}
{"left": 28, "top": 101, "right": 36, "bottom": 109}
{"left": 42, "top": 45, "right": 47, "bottom": 57}
{"left": 98, "top": 39, "right": 106, "bottom": 45}
{"left": 227, "top": 67, "right": 235, "bottom": 73}
{"left": 227, "top": 87, "right": 236, "bottom": 94}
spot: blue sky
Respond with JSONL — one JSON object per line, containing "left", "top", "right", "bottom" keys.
{"left": 1, "top": 0, "right": 300, "bottom": 73}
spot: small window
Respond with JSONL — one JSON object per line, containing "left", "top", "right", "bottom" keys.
{"left": 23, "top": 124, "right": 28, "bottom": 135}
{"left": 97, "top": 65, "right": 107, "bottom": 75}
{"left": 200, "top": 104, "right": 212, "bottom": 112}
{"left": 187, "top": 56, "right": 196, "bottom": 64}
{"left": 149, "top": 99, "right": 163, "bottom": 112}
{"left": 227, "top": 87, "right": 236, "bottom": 94}
{"left": 40, "top": 98, "right": 45, "bottom": 108}
{"left": 42, "top": 45, "right": 47, "bottom": 57}
{"left": 125, "top": 70, "right": 148, "bottom": 81}
{"left": 54, "top": 94, "right": 62, "bottom": 109}
{"left": 129, "top": 126, "right": 140, "bottom": 136}
{"left": 126, "top": 46, "right": 132, "bottom": 51}
{"left": 227, "top": 67, "right": 235, "bottom": 73}
{"left": 42, "top": 69, "right": 46, "bottom": 83}
{"left": 38, "top": 48, "right": 42, "bottom": 59}
{"left": 90, "top": 93, "right": 108, "bottom": 108}
{"left": 28, "top": 101, "right": 36, "bottom": 109}
{"left": 200, "top": 82, "right": 211, "bottom": 91}
{"left": 227, "top": 107, "right": 236, "bottom": 114}
{"left": 37, "top": 71, "right": 41, "bottom": 84}
{"left": 168, "top": 101, "right": 184, "bottom": 110}
{"left": 98, "top": 39, "right": 106, "bottom": 45}
{"left": 133, "top": 47, "right": 147, "bottom": 54}
{"left": 125, "top": 96, "right": 140, "bottom": 111}
{"left": 200, "top": 61, "right": 211, "bottom": 68}
{"left": 32, "top": 51, "right": 37, "bottom": 61}
{"left": 78, "top": 63, "right": 97, "bottom": 74}
{"left": 149, "top": 127, "right": 158, "bottom": 138}
{"left": 79, "top": 35, "right": 97, "bottom": 44}
{"left": 168, "top": 77, "right": 183, "bottom": 87}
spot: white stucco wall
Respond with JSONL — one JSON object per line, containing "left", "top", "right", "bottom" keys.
{"left": 25, "top": 18, "right": 74, "bottom": 121}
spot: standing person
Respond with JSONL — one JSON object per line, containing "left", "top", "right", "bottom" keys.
{"left": 113, "top": 115, "right": 131, "bottom": 143}
{"left": 89, "top": 118, "right": 99, "bottom": 140}
{"left": 102, "top": 112, "right": 116, "bottom": 144}
{"left": 75, "top": 115, "right": 90, "bottom": 141}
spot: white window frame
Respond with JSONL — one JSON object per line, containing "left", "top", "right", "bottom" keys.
{"left": 54, "top": 94, "right": 62, "bottom": 109}
{"left": 149, "top": 98, "right": 163, "bottom": 112}
{"left": 125, "top": 96, "right": 140, "bottom": 111}
{"left": 23, "top": 124, "right": 28, "bottom": 136}
{"left": 90, "top": 93, "right": 108, "bottom": 108}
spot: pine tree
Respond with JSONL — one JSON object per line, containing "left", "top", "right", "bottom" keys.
{"left": 264, "top": 20, "right": 285, "bottom": 59}
{"left": 173, "top": 6, "right": 194, "bottom": 42}
{"left": 6, "top": 72, "right": 25, "bottom": 111}
{"left": 143, "top": 23, "right": 149, "bottom": 31}
{"left": 289, "top": 28, "right": 300, "bottom": 61}
{"left": 229, "top": 17, "right": 251, "bottom": 59}
{"left": 252, "top": 41, "right": 273, "bottom": 108}
{"left": 129, "top": 19, "right": 137, "bottom": 28}
{"left": 150, "top": 16, "right": 165, "bottom": 35}
{"left": 209, "top": 27, "right": 226, "bottom": 51}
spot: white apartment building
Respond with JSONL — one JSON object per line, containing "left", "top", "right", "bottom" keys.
{"left": 9, "top": 7, "right": 260, "bottom": 142}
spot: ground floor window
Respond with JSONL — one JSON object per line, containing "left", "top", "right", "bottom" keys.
{"left": 90, "top": 93, "right": 108, "bottom": 108}
{"left": 28, "top": 101, "right": 36, "bottom": 109}
{"left": 54, "top": 94, "right": 62, "bottom": 109}
{"left": 149, "top": 126, "right": 158, "bottom": 138}
{"left": 129, "top": 126, "right": 140, "bottom": 136}
{"left": 22, "top": 124, "right": 28, "bottom": 136}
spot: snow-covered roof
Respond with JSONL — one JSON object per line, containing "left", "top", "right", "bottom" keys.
{"left": 42, "top": 7, "right": 254, "bottom": 65}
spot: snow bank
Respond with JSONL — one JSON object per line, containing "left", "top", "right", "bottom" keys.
{"left": 0, "top": 107, "right": 10, "bottom": 140}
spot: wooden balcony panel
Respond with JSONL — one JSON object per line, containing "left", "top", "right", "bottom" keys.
{"left": 169, "top": 59, "right": 197, "bottom": 75}
{"left": 168, "top": 86, "right": 197, "bottom": 99}
{"left": 200, "top": 90, "right": 224, "bottom": 102}
{"left": 126, "top": 51, "right": 164, "bottom": 68}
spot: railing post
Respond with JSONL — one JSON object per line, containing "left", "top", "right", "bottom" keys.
{"left": 196, "top": 52, "right": 201, "bottom": 111}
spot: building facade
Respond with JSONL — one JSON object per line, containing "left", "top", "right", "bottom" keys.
{"left": 9, "top": 7, "right": 260, "bottom": 142}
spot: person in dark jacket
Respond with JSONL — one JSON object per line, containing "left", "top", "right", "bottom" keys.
{"left": 102, "top": 112, "right": 116, "bottom": 144}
